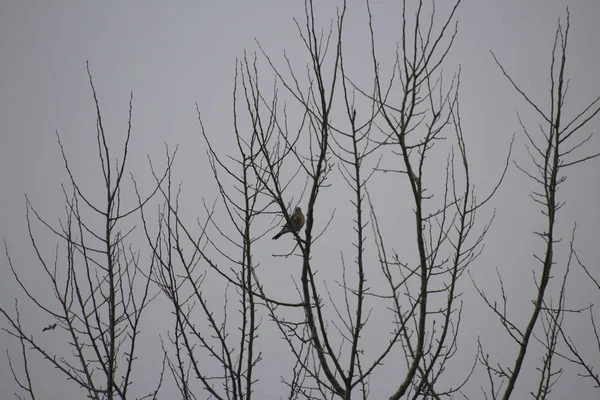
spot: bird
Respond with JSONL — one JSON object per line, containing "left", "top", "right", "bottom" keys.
{"left": 272, "top": 207, "right": 305, "bottom": 240}
{"left": 42, "top": 323, "right": 57, "bottom": 332}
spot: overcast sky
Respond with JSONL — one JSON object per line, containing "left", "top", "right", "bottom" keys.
{"left": 1, "top": 1, "right": 599, "bottom": 399}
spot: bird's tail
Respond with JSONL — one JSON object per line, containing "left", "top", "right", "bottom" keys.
{"left": 272, "top": 231, "right": 283, "bottom": 240}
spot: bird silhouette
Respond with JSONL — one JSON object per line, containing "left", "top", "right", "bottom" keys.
{"left": 273, "top": 207, "right": 305, "bottom": 240}
{"left": 42, "top": 323, "right": 57, "bottom": 332}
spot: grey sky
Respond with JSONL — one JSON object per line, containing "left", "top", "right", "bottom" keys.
{"left": 1, "top": 1, "right": 599, "bottom": 398}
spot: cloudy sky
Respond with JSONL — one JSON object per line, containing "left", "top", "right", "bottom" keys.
{"left": 1, "top": 1, "right": 599, "bottom": 399}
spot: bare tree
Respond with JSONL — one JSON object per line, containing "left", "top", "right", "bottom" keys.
{"left": 2, "top": 2, "right": 599, "bottom": 400}
{"left": 474, "top": 9, "right": 600, "bottom": 400}
{"left": 1, "top": 65, "right": 166, "bottom": 400}
{"left": 146, "top": 0, "right": 505, "bottom": 399}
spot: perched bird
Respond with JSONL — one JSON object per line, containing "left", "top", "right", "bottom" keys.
{"left": 272, "top": 207, "right": 305, "bottom": 240}
{"left": 42, "top": 323, "right": 57, "bottom": 332}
